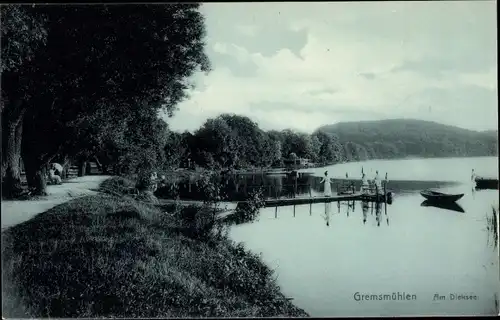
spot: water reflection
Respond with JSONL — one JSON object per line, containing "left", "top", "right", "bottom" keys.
{"left": 160, "top": 170, "right": 462, "bottom": 201}
{"left": 359, "top": 201, "right": 389, "bottom": 226}
{"left": 362, "top": 201, "right": 368, "bottom": 224}
{"left": 320, "top": 200, "right": 391, "bottom": 227}
{"left": 323, "top": 202, "right": 332, "bottom": 226}
{"left": 420, "top": 200, "right": 465, "bottom": 213}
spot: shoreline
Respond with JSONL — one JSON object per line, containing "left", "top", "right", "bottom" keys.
{"left": 1, "top": 177, "right": 309, "bottom": 318}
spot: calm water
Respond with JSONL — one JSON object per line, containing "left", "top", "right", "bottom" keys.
{"left": 230, "top": 157, "right": 499, "bottom": 316}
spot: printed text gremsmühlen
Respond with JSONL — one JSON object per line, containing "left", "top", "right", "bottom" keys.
{"left": 353, "top": 292, "right": 417, "bottom": 301}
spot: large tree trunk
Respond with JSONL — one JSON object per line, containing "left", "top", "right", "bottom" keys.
{"left": 60, "top": 156, "right": 70, "bottom": 180}
{"left": 78, "top": 160, "right": 87, "bottom": 177}
{"left": 1, "top": 106, "right": 26, "bottom": 199}
{"left": 86, "top": 162, "right": 92, "bottom": 175}
{"left": 93, "top": 156, "right": 103, "bottom": 173}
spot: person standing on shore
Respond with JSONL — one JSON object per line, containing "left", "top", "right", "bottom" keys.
{"left": 471, "top": 169, "right": 477, "bottom": 192}
{"left": 361, "top": 172, "right": 369, "bottom": 194}
{"left": 320, "top": 170, "right": 332, "bottom": 197}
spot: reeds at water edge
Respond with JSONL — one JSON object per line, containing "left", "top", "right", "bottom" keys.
{"left": 486, "top": 206, "right": 499, "bottom": 249}
{"left": 486, "top": 206, "right": 500, "bottom": 315}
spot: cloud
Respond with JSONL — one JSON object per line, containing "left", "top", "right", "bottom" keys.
{"left": 168, "top": 2, "right": 498, "bottom": 133}
{"left": 359, "top": 72, "right": 376, "bottom": 80}
{"left": 235, "top": 24, "right": 259, "bottom": 37}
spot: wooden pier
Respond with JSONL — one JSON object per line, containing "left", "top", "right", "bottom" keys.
{"left": 263, "top": 192, "right": 391, "bottom": 208}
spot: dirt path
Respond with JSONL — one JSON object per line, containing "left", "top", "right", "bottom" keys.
{"left": 1, "top": 175, "right": 111, "bottom": 230}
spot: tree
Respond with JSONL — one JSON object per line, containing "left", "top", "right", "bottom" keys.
{"left": 4, "top": 4, "right": 210, "bottom": 195}
{"left": 260, "top": 135, "right": 282, "bottom": 167}
{"left": 164, "top": 131, "right": 188, "bottom": 169}
{"left": 1, "top": 5, "right": 48, "bottom": 198}
{"left": 309, "top": 134, "right": 321, "bottom": 162}
{"left": 263, "top": 133, "right": 283, "bottom": 166}
{"left": 218, "top": 114, "right": 267, "bottom": 167}
{"left": 194, "top": 118, "right": 241, "bottom": 168}
{"left": 313, "top": 131, "right": 337, "bottom": 164}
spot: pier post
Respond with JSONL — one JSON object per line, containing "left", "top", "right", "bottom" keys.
{"left": 310, "top": 203, "right": 312, "bottom": 215}
{"left": 383, "top": 182, "right": 387, "bottom": 202}
{"left": 275, "top": 206, "right": 278, "bottom": 218}
{"left": 293, "top": 205, "right": 296, "bottom": 217}
{"left": 294, "top": 175, "right": 298, "bottom": 198}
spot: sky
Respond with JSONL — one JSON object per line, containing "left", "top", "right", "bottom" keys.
{"left": 165, "top": 1, "right": 498, "bottom": 134}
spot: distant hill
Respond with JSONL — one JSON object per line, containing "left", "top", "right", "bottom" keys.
{"left": 316, "top": 119, "right": 498, "bottom": 161}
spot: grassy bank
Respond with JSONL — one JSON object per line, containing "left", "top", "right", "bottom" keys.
{"left": 2, "top": 180, "right": 307, "bottom": 318}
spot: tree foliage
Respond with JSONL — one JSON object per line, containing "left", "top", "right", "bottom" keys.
{"left": 172, "top": 117, "right": 498, "bottom": 170}
{"left": 1, "top": 4, "right": 211, "bottom": 196}
{"left": 317, "top": 119, "right": 498, "bottom": 160}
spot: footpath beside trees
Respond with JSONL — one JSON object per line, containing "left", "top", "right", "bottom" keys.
{"left": 1, "top": 4, "right": 210, "bottom": 197}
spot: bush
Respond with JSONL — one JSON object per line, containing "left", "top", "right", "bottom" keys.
{"left": 133, "top": 190, "right": 159, "bottom": 205}
{"left": 98, "top": 176, "right": 137, "bottom": 197}
{"left": 225, "top": 188, "right": 265, "bottom": 225}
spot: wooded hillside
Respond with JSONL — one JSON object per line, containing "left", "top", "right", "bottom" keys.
{"left": 316, "top": 119, "right": 498, "bottom": 161}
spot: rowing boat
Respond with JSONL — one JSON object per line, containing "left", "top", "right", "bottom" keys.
{"left": 420, "top": 189, "right": 464, "bottom": 203}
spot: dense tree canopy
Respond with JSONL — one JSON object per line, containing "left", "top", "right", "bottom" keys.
{"left": 1, "top": 4, "right": 210, "bottom": 197}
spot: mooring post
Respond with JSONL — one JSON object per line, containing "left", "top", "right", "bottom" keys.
{"left": 310, "top": 203, "right": 312, "bottom": 215}
{"left": 275, "top": 206, "right": 278, "bottom": 218}
{"left": 383, "top": 181, "right": 387, "bottom": 202}
{"left": 293, "top": 205, "right": 296, "bottom": 217}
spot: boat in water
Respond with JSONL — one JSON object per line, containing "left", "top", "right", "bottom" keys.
{"left": 475, "top": 177, "right": 499, "bottom": 190}
{"left": 420, "top": 189, "right": 464, "bottom": 203}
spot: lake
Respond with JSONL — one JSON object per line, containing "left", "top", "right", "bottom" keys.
{"left": 229, "top": 157, "right": 499, "bottom": 317}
